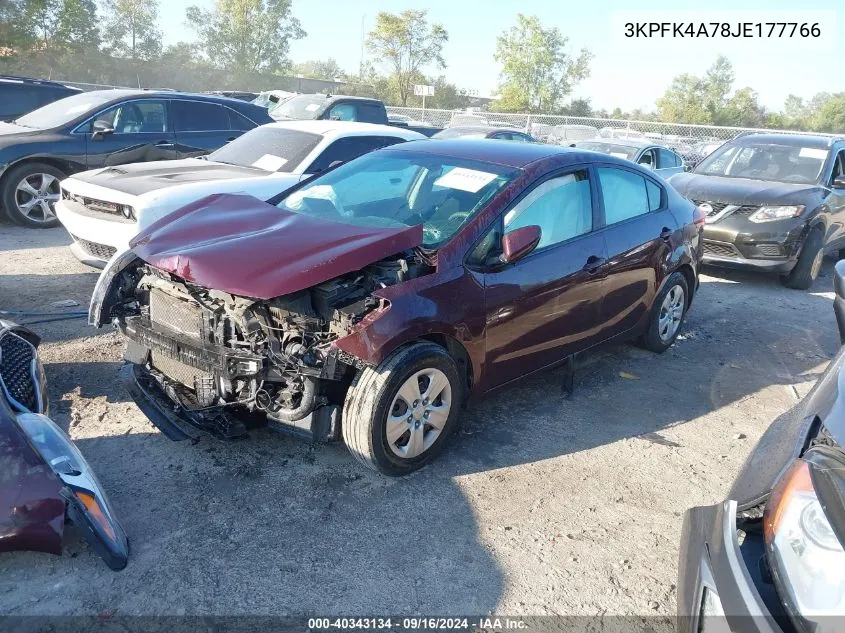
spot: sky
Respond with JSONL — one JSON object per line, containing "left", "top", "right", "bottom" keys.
{"left": 159, "top": 0, "right": 843, "bottom": 113}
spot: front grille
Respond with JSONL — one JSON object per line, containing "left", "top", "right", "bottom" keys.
{"left": 0, "top": 332, "right": 38, "bottom": 412}
{"left": 757, "top": 243, "right": 783, "bottom": 257}
{"left": 71, "top": 234, "right": 117, "bottom": 260}
{"left": 149, "top": 289, "right": 202, "bottom": 340}
{"left": 694, "top": 200, "right": 728, "bottom": 217}
{"left": 151, "top": 350, "right": 211, "bottom": 388}
{"left": 692, "top": 200, "right": 760, "bottom": 220}
{"left": 62, "top": 188, "right": 134, "bottom": 221}
{"left": 703, "top": 241, "right": 740, "bottom": 259}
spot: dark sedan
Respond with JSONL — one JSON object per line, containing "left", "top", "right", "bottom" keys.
{"left": 670, "top": 133, "right": 845, "bottom": 289}
{"left": 0, "top": 320, "right": 128, "bottom": 569}
{"left": 0, "top": 89, "right": 272, "bottom": 228}
{"left": 92, "top": 140, "right": 704, "bottom": 475}
{"left": 678, "top": 260, "right": 845, "bottom": 633}
{"left": 433, "top": 125, "right": 538, "bottom": 142}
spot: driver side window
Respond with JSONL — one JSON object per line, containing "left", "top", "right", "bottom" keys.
{"left": 832, "top": 150, "right": 845, "bottom": 184}
{"left": 504, "top": 170, "right": 593, "bottom": 250}
{"left": 85, "top": 100, "right": 168, "bottom": 134}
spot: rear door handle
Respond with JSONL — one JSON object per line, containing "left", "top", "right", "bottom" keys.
{"left": 583, "top": 255, "right": 607, "bottom": 273}
{"left": 155, "top": 141, "right": 174, "bottom": 148}
{"left": 660, "top": 227, "right": 674, "bottom": 241}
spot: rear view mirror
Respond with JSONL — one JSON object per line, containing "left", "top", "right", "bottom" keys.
{"left": 501, "top": 225, "right": 541, "bottom": 264}
{"left": 833, "top": 176, "right": 845, "bottom": 189}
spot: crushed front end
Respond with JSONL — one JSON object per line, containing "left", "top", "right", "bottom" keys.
{"left": 92, "top": 252, "right": 429, "bottom": 442}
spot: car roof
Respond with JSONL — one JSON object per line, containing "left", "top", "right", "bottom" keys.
{"left": 263, "top": 119, "right": 424, "bottom": 140}
{"left": 81, "top": 88, "right": 260, "bottom": 107}
{"left": 0, "top": 76, "right": 81, "bottom": 91}
{"left": 382, "top": 138, "right": 583, "bottom": 168}
{"left": 289, "top": 93, "right": 383, "bottom": 105}
{"left": 577, "top": 138, "right": 653, "bottom": 149}
{"left": 733, "top": 133, "right": 841, "bottom": 149}
{"left": 447, "top": 125, "right": 524, "bottom": 134}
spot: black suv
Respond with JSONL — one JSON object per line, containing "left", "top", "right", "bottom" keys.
{"left": 0, "top": 76, "right": 81, "bottom": 122}
{"left": 0, "top": 89, "right": 273, "bottom": 227}
{"left": 670, "top": 133, "right": 845, "bottom": 289}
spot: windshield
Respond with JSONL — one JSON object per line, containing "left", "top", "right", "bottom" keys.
{"left": 276, "top": 151, "right": 519, "bottom": 247}
{"left": 15, "top": 91, "right": 117, "bottom": 129}
{"left": 272, "top": 94, "right": 328, "bottom": 120}
{"left": 576, "top": 142, "right": 638, "bottom": 160}
{"left": 209, "top": 127, "right": 322, "bottom": 172}
{"left": 696, "top": 141, "right": 829, "bottom": 184}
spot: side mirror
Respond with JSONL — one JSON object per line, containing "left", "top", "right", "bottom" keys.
{"left": 833, "top": 176, "right": 845, "bottom": 189}
{"left": 91, "top": 119, "right": 114, "bottom": 140}
{"left": 835, "top": 260, "right": 845, "bottom": 345}
{"left": 501, "top": 225, "right": 541, "bottom": 264}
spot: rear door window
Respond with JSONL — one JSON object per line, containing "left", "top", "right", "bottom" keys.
{"left": 598, "top": 167, "right": 651, "bottom": 225}
{"left": 172, "top": 100, "right": 229, "bottom": 132}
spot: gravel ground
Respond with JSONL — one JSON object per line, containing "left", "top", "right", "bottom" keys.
{"left": 0, "top": 224, "right": 838, "bottom": 622}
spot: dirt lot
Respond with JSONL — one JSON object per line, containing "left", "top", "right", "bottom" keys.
{"left": 0, "top": 224, "right": 838, "bottom": 620}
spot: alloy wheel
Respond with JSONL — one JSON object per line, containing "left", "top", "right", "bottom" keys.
{"left": 386, "top": 368, "right": 452, "bottom": 459}
{"left": 15, "top": 173, "right": 60, "bottom": 224}
{"left": 658, "top": 285, "right": 685, "bottom": 342}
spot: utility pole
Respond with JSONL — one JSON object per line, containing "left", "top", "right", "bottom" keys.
{"left": 359, "top": 14, "right": 366, "bottom": 79}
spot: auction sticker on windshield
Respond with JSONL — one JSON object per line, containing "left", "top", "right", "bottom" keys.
{"left": 799, "top": 148, "right": 828, "bottom": 160}
{"left": 434, "top": 168, "right": 497, "bottom": 193}
{"left": 252, "top": 154, "right": 288, "bottom": 171}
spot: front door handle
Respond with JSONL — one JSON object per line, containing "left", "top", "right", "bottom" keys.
{"left": 226, "top": 136, "right": 236, "bottom": 142}
{"left": 660, "top": 227, "right": 673, "bottom": 241}
{"left": 583, "top": 255, "right": 607, "bottom": 273}
{"left": 155, "top": 141, "right": 174, "bottom": 148}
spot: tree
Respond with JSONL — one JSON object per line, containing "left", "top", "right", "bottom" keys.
{"left": 293, "top": 58, "right": 345, "bottom": 81}
{"left": 186, "top": 0, "right": 305, "bottom": 73}
{"left": 367, "top": 9, "right": 447, "bottom": 106}
{"left": 703, "top": 55, "right": 734, "bottom": 117}
{"left": 810, "top": 93, "right": 845, "bottom": 133}
{"left": 1, "top": 0, "right": 36, "bottom": 52}
{"left": 491, "top": 14, "right": 591, "bottom": 114}
{"left": 54, "top": 0, "right": 99, "bottom": 52}
{"left": 101, "top": 0, "right": 162, "bottom": 60}
{"left": 719, "top": 87, "right": 767, "bottom": 127}
{"left": 25, "top": 0, "right": 60, "bottom": 50}
{"left": 655, "top": 74, "right": 712, "bottom": 124}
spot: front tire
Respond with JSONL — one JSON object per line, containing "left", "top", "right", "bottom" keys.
{"left": 639, "top": 272, "right": 689, "bottom": 353}
{"left": 1, "top": 162, "right": 65, "bottom": 228}
{"left": 781, "top": 228, "right": 824, "bottom": 290}
{"left": 342, "top": 342, "right": 464, "bottom": 476}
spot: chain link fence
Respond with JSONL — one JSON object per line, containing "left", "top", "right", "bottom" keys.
{"left": 386, "top": 106, "right": 838, "bottom": 162}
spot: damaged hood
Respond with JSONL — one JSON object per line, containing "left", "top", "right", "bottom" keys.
{"left": 130, "top": 193, "right": 423, "bottom": 299}
{"left": 669, "top": 172, "right": 823, "bottom": 206}
{"left": 70, "top": 159, "right": 270, "bottom": 197}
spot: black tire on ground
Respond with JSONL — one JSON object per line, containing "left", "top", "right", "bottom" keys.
{"left": 1, "top": 162, "right": 65, "bottom": 228}
{"left": 638, "top": 271, "right": 690, "bottom": 354}
{"left": 782, "top": 228, "right": 824, "bottom": 290}
{"left": 342, "top": 341, "right": 464, "bottom": 476}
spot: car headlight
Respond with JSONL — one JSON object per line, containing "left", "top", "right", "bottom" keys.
{"left": 748, "top": 205, "right": 805, "bottom": 223}
{"left": 15, "top": 412, "right": 129, "bottom": 570}
{"left": 764, "top": 458, "right": 845, "bottom": 630}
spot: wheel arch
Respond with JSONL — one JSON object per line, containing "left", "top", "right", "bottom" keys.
{"left": 418, "top": 333, "right": 474, "bottom": 401}
{"left": 0, "top": 156, "right": 84, "bottom": 191}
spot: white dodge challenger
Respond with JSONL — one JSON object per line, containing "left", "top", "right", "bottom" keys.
{"left": 55, "top": 120, "right": 425, "bottom": 267}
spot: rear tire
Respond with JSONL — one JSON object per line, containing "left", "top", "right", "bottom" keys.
{"left": 782, "top": 229, "right": 824, "bottom": 290}
{"left": 1, "top": 162, "right": 65, "bottom": 228}
{"left": 342, "top": 342, "right": 463, "bottom": 476}
{"left": 638, "top": 272, "right": 689, "bottom": 354}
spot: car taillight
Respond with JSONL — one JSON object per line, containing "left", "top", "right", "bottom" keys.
{"left": 693, "top": 205, "right": 707, "bottom": 228}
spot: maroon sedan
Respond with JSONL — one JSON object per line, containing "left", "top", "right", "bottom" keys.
{"left": 91, "top": 140, "right": 705, "bottom": 475}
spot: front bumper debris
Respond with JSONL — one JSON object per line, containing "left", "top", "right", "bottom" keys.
{"left": 678, "top": 500, "right": 788, "bottom": 633}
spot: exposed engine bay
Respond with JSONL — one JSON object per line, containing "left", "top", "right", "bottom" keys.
{"left": 101, "top": 252, "right": 432, "bottom": 440}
